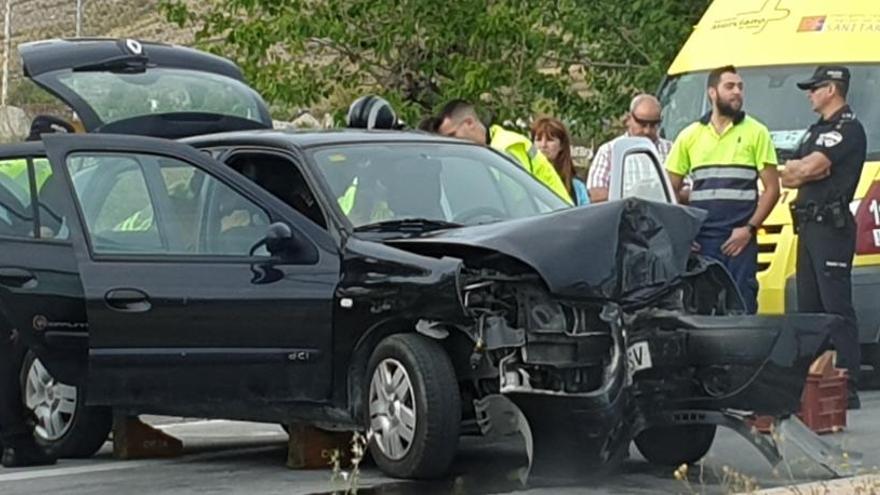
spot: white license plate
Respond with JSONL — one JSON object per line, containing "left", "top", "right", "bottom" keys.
{"left": 627, "top": 341, "right": 653, "bottom": 373}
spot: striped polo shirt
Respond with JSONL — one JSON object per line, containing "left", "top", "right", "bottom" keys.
{"left": 665, "top": 112, "right": 777, "bottom": 237}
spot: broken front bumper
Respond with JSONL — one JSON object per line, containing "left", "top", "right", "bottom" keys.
{"left": 483, "top": 312, "right": 835, "bottom": 480}
{"left": 629, "top": 313, "right": 835, "bottom": 418}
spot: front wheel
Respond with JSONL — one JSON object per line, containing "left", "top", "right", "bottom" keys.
{"left": 634, "top": 425, "right": 716, "bottom": 466}
{"left": 366, "top": 333, "right": 461, "bottom": 479}
{"left": 20, "top": 351, "right": 112, "bottom": 458}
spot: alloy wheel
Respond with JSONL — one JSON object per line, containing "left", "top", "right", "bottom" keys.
{"left": 24, "top": 357, "right": 77, "bottom": 441}
{"left": 368, "top": 358, "right": 417, "bottom": 460}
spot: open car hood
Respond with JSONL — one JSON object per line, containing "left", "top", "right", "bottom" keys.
{"left": 387, "top": 199, "right": 706, "bottom": 303}
{"left": 19, "top": 38, "right": 273, "bottom": 138}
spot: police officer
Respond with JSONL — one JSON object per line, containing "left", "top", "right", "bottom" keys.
{"left": 781, "top": 66, "right": 866, "bottom": 410}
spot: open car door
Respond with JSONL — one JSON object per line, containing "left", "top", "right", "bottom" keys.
{"left": 608, "top": 136, "right": 677, "bottom": 203}
{"left": 20, "top": 38, "right": 272, "bottom": 139}
{"left": 40, "top": 133, "right": 339, "bottom": 418}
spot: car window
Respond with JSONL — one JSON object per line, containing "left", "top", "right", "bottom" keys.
{"left": 621, "top": 152, "right": 670, "bottom": 203}
{"left": 52, "top": 68, "right": 266, "bottom": 126}
{"left": 67, "top": 152, "right": 270, "bottom": 256}
{"left": 226, "top": 152, "right": 327, "bottom": 229}
{"left": 0, "top": 158, "right": 36, "bottom": 238}
{"left": 310, "top": 143, "right": 568, "bottom": 228}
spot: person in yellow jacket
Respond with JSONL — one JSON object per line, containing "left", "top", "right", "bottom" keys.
{"left": 435, "top": 100, "right": 572, "bottom": 204}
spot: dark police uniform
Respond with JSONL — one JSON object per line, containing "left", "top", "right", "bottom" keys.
{"left": 792, "top": 70, "right": 866, "bottom": 397}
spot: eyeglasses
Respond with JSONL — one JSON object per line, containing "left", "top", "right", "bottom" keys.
{"left": 631, "top": 114, "right": 662, "bottom": 127}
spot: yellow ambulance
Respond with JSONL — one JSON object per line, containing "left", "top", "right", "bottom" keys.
{"left": 659, "top": 0, "right": 880, "bottom": 369}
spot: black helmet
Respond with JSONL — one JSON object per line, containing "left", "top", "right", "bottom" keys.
{"left": 346, "top": 95, "right": 398, "bottom": 130}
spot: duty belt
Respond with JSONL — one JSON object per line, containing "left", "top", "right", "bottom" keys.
{"left": 789, "top": 198, "right": 848, "bottom": 233}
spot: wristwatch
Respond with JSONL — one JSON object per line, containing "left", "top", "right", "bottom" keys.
{"left": 747, "top": 223, "right": 759, "bottom": 236}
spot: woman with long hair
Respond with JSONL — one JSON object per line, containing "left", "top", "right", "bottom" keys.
{"left": 530, "top": 117, "right": 589, "bottom": 205}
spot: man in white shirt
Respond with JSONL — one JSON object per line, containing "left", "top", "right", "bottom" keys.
{"left": 587, "top": 94, "right": 673, "bottom": 202}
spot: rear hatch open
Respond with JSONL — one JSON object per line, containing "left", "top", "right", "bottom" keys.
{"left": 20, "top": 38, "right": 273, "bottom": 139}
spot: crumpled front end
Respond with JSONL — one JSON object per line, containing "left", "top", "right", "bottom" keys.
{"left": 384, "top": 199, "right": 834, "bottom": 478}
{"left": 458, "top": 268, "right": 634, "bottom": 477}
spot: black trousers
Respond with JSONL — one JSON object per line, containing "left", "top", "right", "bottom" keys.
{"left": 796, "top": 219, "right": 861, "bottom": 384}
{"left": 0, "top": 325, "right": 27, "bottom": 445}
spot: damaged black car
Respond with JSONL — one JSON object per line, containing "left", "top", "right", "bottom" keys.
{"left": 0, "top": 38, "right": 838, "bottom": 480}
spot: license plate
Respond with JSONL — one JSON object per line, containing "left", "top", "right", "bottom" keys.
{"left": 627, "top": 341, "right": 653, "bottom": 373}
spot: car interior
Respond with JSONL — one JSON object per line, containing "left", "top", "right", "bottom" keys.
{"left": 225, "top": 152, "right": 327, "bottom": 230}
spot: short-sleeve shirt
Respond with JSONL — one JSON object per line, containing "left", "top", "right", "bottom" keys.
{"left": 665, "top": 112, "right": 777, "bottom": 237}
{"left": 794, "top": 105, "right": 866, "bottom": 206}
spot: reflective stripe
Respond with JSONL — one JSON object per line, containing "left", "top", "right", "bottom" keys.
{"left": 690, "top": 189, "right": 758, "bottom": 202}
{"left": 337, "top": 178, "right": 358, "bottom": 214}
{"left": 691, "top": 167, "right": 757, "bottom": 181}
{"left": 527, "top": 144, "right": 538, "bottom": 160}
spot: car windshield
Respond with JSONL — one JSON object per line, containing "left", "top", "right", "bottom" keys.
{"left": 310, "top": 142, "right": 569, "bottom": 230}
{"left": 659, "top": 64, "right": 880, "bottom": 160}
{"left": 46, "top": 67, "right": 265, "bottom": 126}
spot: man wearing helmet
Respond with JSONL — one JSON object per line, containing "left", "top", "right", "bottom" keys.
{"left": 346, "top": 95, "right": 401, "bottom": 131}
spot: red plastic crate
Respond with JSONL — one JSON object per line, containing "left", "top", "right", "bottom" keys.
{"left": 797, "top": 369, "right": 847, "bottom": 434}
{"left": 749, "top": 352, "right": 847, "bottom": 435}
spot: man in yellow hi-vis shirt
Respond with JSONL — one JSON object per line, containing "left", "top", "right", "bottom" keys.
{"left": 435, "top": 100, "right": 572, "bottom": 204}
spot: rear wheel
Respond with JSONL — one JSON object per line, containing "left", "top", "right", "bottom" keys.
{"left": 20, "top": 351, "right": 112, "bottom": 458}
{"left": 634, "top": 425, "right": 716, "bottom": 466}
{"left": 365, "top": 333, "right": 460, "bottom": 479}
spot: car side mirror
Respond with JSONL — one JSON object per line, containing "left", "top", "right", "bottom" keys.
{"left": 265, "top": 222, "right": 294, "bottom": 254}
{"left": 250, "top": 222, "right": 303, "bottom": 258}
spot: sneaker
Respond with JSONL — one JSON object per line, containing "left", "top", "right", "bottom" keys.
{"left": 1, "top": 437, "right": 56, "bottom": 468}
{"left": 847, "top": 388, "right": 861, "bottom": 410}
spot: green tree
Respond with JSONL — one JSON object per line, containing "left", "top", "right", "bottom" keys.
{"left": 162, "top": 0, "right": 710, "bottom": 141}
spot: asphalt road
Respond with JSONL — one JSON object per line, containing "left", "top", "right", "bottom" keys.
{"left": 2, "top": 392, "right": 880, "bottom": 495}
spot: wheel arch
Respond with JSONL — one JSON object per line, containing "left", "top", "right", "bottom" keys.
{"left": 345, "top": 317, "right": 473, "bottom": 421}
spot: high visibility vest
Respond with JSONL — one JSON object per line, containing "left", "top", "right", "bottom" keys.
{"left": 0, "top": 158, "right": 52, "bottom": 193}
{"left": 488, "top": 125, "right": 572, "bottom": 203}
{"left": 666, "top": 112, "right": 777, "bottom": 236}
{"left": 115, "top": 209, "right": 154, "bottom": 231}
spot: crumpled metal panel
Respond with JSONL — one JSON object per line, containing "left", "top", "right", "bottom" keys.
{"left": 388, "top": 198, "right": 706, "bottom": 302}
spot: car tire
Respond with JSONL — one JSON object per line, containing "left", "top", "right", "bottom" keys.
{"left": 634, "top": 425, "right": 716, "bottom": 466}
{"left": 365, "top": 333, "right": 460, "bottom": 479}
{"left": 19, "top": 351, "right": 112, "bottom": 458}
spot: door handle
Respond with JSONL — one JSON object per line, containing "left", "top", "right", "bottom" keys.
{"left": 104, "top": 289, "right": 151, "bottom": 313}
{"left": 0, "top": 267, "right": 37, "bottom": 288}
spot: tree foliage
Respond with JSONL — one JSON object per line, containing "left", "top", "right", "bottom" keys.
{"left": 162, "top": 0, "right": 710, "bottom": 141}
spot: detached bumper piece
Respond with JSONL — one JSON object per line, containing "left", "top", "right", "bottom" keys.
{"left": 630, "top": 314, "right": 835, "bottom": 415}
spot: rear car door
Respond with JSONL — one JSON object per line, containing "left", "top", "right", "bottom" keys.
{"left": 0, "top": 144, "right": 87, "bottom": 382}
{"left": 608, "top": 137, "right": 677, "bottom": 203}
{"left": 42, "top": 134, "right": 339, "bottom": 414}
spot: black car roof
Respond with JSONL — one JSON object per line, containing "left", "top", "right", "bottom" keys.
{"left": 19, "top": 38, "right": 246, "bottom": 80}
{"left": 5, "top": 129, "right": 474, "bottom": 156}
{"left": 182, "top": 129, "right": 474, "bottom": 150}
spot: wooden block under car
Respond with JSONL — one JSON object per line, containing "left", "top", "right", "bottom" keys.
{"left": 112, "top": 415, "right": 184, "bottom": 459}
{"left": 286, "top": 423, "right": 353, "bottom": 469}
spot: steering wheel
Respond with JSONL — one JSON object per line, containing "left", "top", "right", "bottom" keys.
{"left": 453, "top": 206, "right": 506, "bottom": 224}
